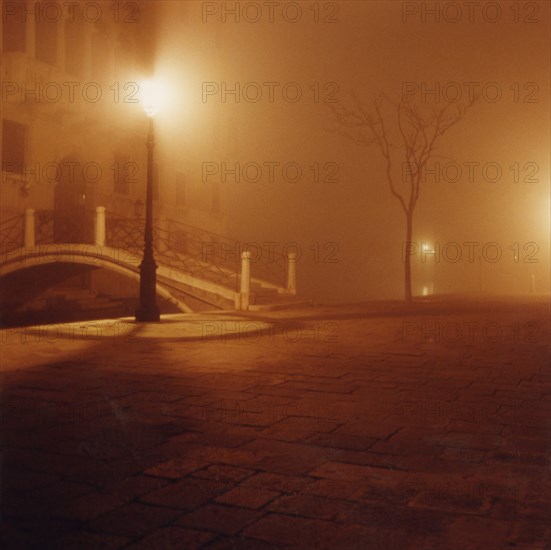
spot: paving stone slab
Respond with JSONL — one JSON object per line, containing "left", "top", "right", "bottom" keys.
{"left": 242, "top": 513, "right": 341, "bottom": 547}
{"left": 266, "top": 494, "right": 353, "bottom": 520}
{"left": 2, "top": 302, "right": 549, "bottom": 548}
{"left": 124, "top": 526, "right": 216, "bottom": 549}
{"left": 50, "top": 531, "right": 130, "bottom": 550}
{"left": 423, "top": 515, "right": 513, "bottom": 549}
{"left": 176, "top": 503, "right": 264, "bottom": 535}
{"left": 214, "top": 484, "right": 282, "bottom": 509}
{"left": 140, "top": 477, "right": 233, "bottom": 510}
{"left": 85, "top": 502, "right": 183, "bottom": 538}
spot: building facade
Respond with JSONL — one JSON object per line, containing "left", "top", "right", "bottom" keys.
{"left": 1, "top": 0, "right": 226, "bottom": 234}
{"left": 0, "top": 1, "right": 239, "bottom": 323}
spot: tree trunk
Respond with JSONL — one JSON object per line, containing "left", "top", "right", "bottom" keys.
{"left": 404, "top": 212, "right": 413, "bottom": 301}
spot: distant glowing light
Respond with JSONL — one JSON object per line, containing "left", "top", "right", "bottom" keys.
{"left": 140, "top": 80, "right": 164, "bottom": 117}
{"left": 422, "top": 242, "right": 435, "bottom": 254}
{"left": 421, "top": 283, "right": 434, "bottom": 296}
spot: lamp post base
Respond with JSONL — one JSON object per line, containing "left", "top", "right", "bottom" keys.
{"left": 135, "top": 257, "right": 160, "bottom": 322}
{"left": 135, "top": 306, "right": 160, "bottom": 322}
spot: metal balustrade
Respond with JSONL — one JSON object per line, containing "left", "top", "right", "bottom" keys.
{"left": 0, "top": 208, "right": 296, "bottom": 310}
{"left": 0, "top": 215, "right": 23, "bottom": 252}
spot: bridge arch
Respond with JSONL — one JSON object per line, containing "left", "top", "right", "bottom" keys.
{"left": 0, "top": 209, "right": 293, "bottom": 316}
{"left": 0, "top": 247, "right": 194, "bottom": 314}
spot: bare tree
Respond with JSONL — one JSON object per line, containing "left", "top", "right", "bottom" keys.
{"left": 329, "top": 93, "right": 475, "bottom": 301}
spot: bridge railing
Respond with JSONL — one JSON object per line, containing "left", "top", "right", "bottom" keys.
{"left": 35, "top": 210, "right": 54, "bottom": 244}
{"left": 35, "top": 209, "right": 96, "bottom": 245}
{"left": 105, "top": 213, "right": 144, "bottom": 250}
{"left": 158, "top": 218, "right": 287, "bottom": 288}
{"left": 101, "top": 214, "right": 239, "bottom": 290}
{"left": 0, "top": 214, "right": 24, "bottom": 254}
{"left": 1, "top": 208, "right": 294, "bottom": 300}
{"left": 153, "top": 218, "right": 240, "bottom": 290}
{"left": 104, "top": 214, "right": 287, "bottom": 290}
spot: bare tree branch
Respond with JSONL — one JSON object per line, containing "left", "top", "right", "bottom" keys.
{"left": 328, "top": 94, "right": 476, "bottom": 215}
{"left": 327, "top": 92, "right": 476, "bottom": 300}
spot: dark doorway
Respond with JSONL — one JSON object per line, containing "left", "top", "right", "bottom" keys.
{"left": 53, "top": 155, "right": 94, "bottom": 243}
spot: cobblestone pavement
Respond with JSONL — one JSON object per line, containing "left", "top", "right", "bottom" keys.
{"left": 1, "top": 298, "right": 550, "bottom": 549}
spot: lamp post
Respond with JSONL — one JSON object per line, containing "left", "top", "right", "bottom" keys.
{"left": 135, "top": 81, "right": 161, "bottom": 322}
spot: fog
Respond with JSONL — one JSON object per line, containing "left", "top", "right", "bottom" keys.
{"left": 1, "top": 0, "right": 549, "bottom": 319}
{"left": 1, "top": 3, "right": 550, "bottom": 547}
{"left": 152, "top": 0, "right": 550, "bottom": 302}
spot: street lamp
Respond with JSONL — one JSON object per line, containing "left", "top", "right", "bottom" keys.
{"left": 135, "top": 80, "right": 163, "bottom": 322}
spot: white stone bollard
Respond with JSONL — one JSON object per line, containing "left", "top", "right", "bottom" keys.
{"left": 287, "top": 252, "right": 297, "bottom": 295}
{"left": 95, "top": 206, "right": 106, "bottom": 247}
{"left": 240, "top": 251, "right": 251, "bottom": 310}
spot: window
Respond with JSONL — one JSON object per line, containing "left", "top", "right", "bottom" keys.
{"left": 91, "top": 30, "right": 110, "bottom": 81}
{"left": 2, "top": 119, "right": 26, "bottom": 175}
{"left": 35, "top": 11, "right": 57, "bottom": 65}
{"left": 65, "top": 19, "right": 85, "bottom": 76}
{"left": 113, "top": 153, "right": 132, "bottom": 194}
{"left": 114, "top": 33, "right": 133, "bottom": 80}
{"left": 2, "top": 5, "right": 25, "bottom": 52}
{"left": 133, "top": 163, "right": 159, "bottom": 201}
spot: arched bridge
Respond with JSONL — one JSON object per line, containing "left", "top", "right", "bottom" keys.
{"left": 0, "top": 208, "right": 301, "bottom": 314}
